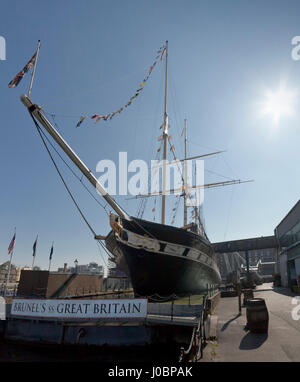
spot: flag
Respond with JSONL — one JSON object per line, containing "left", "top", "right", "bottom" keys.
{"left": 8, "top": 233, "right": 16, "bottom": 255}
{"left": 160, "top": 47, "right": 166, "bottom": 61}
{"left": 32, "top": 236, "right": 38, "bottom": 257}
{"left": 49, "top": 244, "right": 54, "bottom": 261}
{"left": 76, "top": 116, "right": 86, "bottom": 128}
{"left": 8, "top": 50, "right": 37, "bottom": 88}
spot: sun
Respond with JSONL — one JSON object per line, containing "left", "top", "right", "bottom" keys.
{"left": 260, "top": 84, "right": 297, "bottom": 125}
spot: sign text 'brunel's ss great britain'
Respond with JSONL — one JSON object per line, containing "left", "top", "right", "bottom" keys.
{"left": 11, "top": 299, "right": 147, "bottom": 319}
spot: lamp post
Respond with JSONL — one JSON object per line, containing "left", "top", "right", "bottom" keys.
{"left": 74, "top": 259, "right": 78, "bottom": 274}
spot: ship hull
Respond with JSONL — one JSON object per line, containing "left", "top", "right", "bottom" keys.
{"left": 119, "top": 244, "right": 220, "bottom": 297}
{"left": 106, "top": 216, "right": 221, "bottom": 298}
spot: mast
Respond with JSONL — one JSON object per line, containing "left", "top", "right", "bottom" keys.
{"left": 20, "top": 94, "right": 130, "bottom": 221}
{"left": 183, "top": 119, "right": 188, "bottom": 226}
{"left": 161, "top": 40, "right": 168, "bottom": 225}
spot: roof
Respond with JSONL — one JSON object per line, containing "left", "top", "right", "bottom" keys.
{"left": 275, "top": 200, "right": 300, "bottom": 238}
{"left": 212, "top": 235, "right": 278, "bottom": 253}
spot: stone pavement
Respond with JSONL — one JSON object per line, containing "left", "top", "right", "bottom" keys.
{"left": 202, "top": 283, "right": 300, "bottom": 362}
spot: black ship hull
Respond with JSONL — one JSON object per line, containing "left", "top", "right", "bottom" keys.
{"left": 106, "top": 215, "right": 221, "bottom": 298}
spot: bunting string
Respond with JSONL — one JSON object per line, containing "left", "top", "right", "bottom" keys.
{"left": 76, "top": 44, "right": 166, "bottom": 128}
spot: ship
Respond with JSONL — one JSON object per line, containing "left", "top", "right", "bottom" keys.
{"left": 19, "top": 41, "right": 252, "bottom": 299}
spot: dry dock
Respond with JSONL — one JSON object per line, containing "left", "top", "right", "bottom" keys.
{"left": 202, "top": 283, "right": 300, "bottom": 362}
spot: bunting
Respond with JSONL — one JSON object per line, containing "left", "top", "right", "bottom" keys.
{"left": 76, "top": 116, "right": 86, "bottom": 128}
{"left": 75, "top": 44, "right": 166, "bottom": 128}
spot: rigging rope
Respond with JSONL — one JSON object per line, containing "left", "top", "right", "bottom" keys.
{"left": 29, "top": 112, "right": 159, "bottom": 267}
{"left": 35, "top": 117, "right": 109, "bottom": 216}
{"left": 29, "top": 111, "right": 98, "bottom": 237}
{"left": 29, "top": 112, "right": 114, "bottom": 268}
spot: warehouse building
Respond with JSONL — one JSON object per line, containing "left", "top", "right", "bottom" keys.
{"left": 275, "top": 200, "right": 300, "bottom": 289}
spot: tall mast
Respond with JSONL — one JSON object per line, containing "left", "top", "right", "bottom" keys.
{"left": 183, "top": 119, "right": 188, "bottom": 226}
{"left": 161, "top": 40, "right": 168, "bottom": 225}
{"left": 20, "top": 94, "right": 130, "bottom": 221}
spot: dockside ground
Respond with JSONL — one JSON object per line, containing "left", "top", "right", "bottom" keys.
{"left": 202, "top": 283, "right": 300, "bottom": 362}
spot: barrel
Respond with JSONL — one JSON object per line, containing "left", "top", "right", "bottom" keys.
{"left": 246, "top": 298, "right": 269, "bottom": 333}
{"left": 243, "top": 289, "right": 254, "bottom": 305}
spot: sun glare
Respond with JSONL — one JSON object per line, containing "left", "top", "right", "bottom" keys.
{"left": 260, "top": 84, "right": 297, "bottom": 125}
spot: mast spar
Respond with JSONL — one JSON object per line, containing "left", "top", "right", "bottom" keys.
{"left": 20, "top": 94, "right": 130, "bottom": 221}
{"left": 161, "top": 40, "right": 168, "bottom": 225}
{"left": 183, "top": 119, "right": 188, "bottom": 226}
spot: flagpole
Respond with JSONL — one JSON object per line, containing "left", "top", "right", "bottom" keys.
{"left": 32, "top": 235, "right": 38, "bottom": 269}
{"left": 28, "top": 40, "right": 41, "bottom": 97}
{"left": 4, "top": 227, "right": 16, "bottom": 298}
{"left": 4, "top": 251, "right": 13, "bottom": 298}
{"left": 48, "top": 242, "right": 53, "bottom": 272}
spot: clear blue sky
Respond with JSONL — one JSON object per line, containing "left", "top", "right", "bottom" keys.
{"left": 1, "top": 0, "right": 300, "bottom": 271}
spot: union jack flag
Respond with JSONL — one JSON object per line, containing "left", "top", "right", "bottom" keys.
{"left": 8, "top": 233, "right": 16, "bottom": 255}
{"left": 8, "top": 50, "right": 37, "bottom": 88}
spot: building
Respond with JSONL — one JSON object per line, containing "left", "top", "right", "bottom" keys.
{"left": 244, "top": 247, "right": 277, "bottom": 267}
{"left": 216, "top": 252, "right": 246, "bottom": 281}
{"left": 102, "top": 276, "right": 132, "bottom": 292}
{"left": 17, "top": 270, "right": 103, "bottom": 298}
{"left": 0, "top": 262, "right": 21, "bottom": 285}
{"left": 213, "top": 235, "right": 279, "bottom": 281}
{"left": 275, "top": 200, "right": 300, "bottom": 288}
{"left": 57, "top": 262, "right": 104, "bottom": 275}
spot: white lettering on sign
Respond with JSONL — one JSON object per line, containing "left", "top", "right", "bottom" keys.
{"left": 10, "top": 298, "right": 148, "bottom": 319}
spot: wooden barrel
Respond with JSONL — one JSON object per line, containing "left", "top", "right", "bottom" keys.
{"left": 246, "top": 298, "right": 269, "bottom": 333}
{"left": 243, "top": 289, "right": 254, "bottom": 305}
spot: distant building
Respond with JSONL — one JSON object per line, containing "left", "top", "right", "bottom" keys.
{"left": 57, "top": 262, "right": 104, "bottom": 275}
{"left": 0, "top": 262, "right": 21, "bottom": 284}
{"left": 244, "top": 247, "right": 277, "bottom": 266}
{"left": 214, "top": 236, "right": 279, "bottom": 281}
{"left": 216, "top": 252, "right": 246, "bottom": 281}
{"left": 102, "top": 276, "right": 132, "bottom": 292}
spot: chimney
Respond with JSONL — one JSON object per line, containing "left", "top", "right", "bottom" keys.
{"left": 63, "top": 263, "right": 67, "bottom": 273}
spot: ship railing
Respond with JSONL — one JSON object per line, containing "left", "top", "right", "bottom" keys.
{"left": 178, "top": 295, "right": 208, "bottom": 362}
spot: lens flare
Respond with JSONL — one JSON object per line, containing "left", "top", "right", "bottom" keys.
{"left": 260, "top": 84, "right": 297, "bottom": 124}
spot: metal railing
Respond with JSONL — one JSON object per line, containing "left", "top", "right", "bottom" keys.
{"left": 179, "top": 295, "right": 208, "bottom": 362}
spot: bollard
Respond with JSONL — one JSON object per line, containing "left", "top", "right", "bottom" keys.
{"left": 236, "top": 283, "right": 242, "bottom": 315}
{"left": 243, "top": 289, "right": 254, "bottom": 305}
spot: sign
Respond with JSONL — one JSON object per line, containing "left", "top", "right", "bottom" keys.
{"left": 10, "top": 298, "right": 147, "bottom": 319}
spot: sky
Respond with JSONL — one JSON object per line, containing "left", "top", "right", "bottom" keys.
{"left": 1, "top": 0, "right": 300, "bottom": 272}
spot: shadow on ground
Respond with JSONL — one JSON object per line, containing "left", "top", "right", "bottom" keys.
{"left": 220, "top": 314, "right": 241, "bottom": 332}
{"left": 239, "top": 332, "right": 268, "bottom": 350}
{"left": 272, "top": 287, "right": 296, "bottom": 298}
